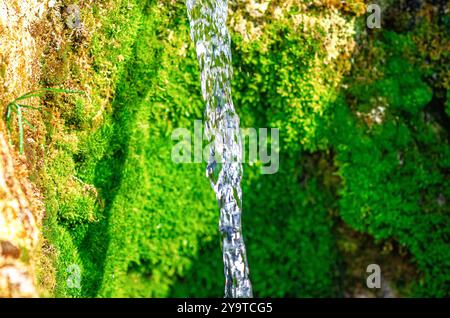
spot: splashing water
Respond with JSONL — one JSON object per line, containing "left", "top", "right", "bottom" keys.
{"left": 186, "top": 0, "right": 252, "bottom": 298}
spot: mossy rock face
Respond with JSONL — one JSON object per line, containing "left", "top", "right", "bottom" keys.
{"left": 1, "top": 0, "right": 448, "bottom": 297}
{"left": 328, "top": 26, "right": 450, "bottom": 296}
{"left": 25, "top": 0, "right": 351, "bottom": 297}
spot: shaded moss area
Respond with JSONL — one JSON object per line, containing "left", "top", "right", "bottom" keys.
{"left": 171, "top": 152, "right": 340, "bottom": 297}
{"left": 8, "top": 0, "right": 447, "bottom": 297}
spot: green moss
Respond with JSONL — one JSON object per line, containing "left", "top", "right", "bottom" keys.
{"left": 171, "top": 156, "right": 339, "bottom": 297}
{"left": 38, "top": 1, "right": 219, "bottom": 297}
{"left": 38, "top": 0, "right": 148, "bottom": 296}
{"left": 327, "top": 32, "right": 450, "bottom": 296}
{"left": 34, "top": 1, "right": 449, "bottom": 298}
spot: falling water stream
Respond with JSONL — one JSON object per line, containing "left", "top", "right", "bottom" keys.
{"left": 186, "top": 0, "right": 253, "bottom": 298}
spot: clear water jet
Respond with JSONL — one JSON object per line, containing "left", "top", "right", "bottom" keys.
{"left": 186, "top": 0, "right": 253, "bottom": 298}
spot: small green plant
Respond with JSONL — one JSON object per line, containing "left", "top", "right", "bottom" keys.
{"left": 5, "top": 88, "right": 84, "bottom": 154}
